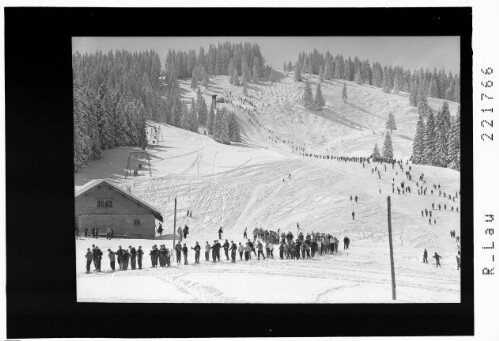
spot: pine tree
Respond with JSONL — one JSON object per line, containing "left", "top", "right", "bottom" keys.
{"left": 180, "top": 101, "right": 190, "bottom": 130}
{"left": 428, "top": 78, "right": 438, "bottom": 97}
{"left": 189, "top": 98, "right": 199, "bottom": 132}
{"left": 228, "top": 112, "right": 242, "bottom": 142}
{"left": 252, "top": 62, "right": 259, "bottom": 82}
{"left": 382, "top": 132, "right": 394, "bottom": 160}
{"left": 287, "top": 61, "right": 293, "bottom": 72}
{"left": 417, "top": 94, "right": 430, "bottom": 117}
{"left": 214, "top": 108, "right": 230, "bottom": 144}
{"left": 342, "top": 83, "right": 347, "bottom": 102}
{"left": 232, "top": 69, "right": 240, "bottom": 86}
{"left": 241, "top": 58, "right": 252, "bottom": 83}
{"left": 319, "top": 65, "right": 325, "bottom": 82}
{"left": 382, "top": 69, "right": 390, "bottom": 93}
{"left": 372, "top": 143, "right": 381, "bottom": 159}
{"left": 294, "top": 63, "right": 302, "bottom": 82}
{"left": 243, "top": 82, "right": 248, "bottom": 96}
{"left": 314, "top": 82, "right": 325, "bottom": 110}
{"left": 283, "top": 61, "right": 287, "bottom": 72}
{"left": 386, "top": 112, "right": 397, "bottom": 131}
{"left": 354, "top": 67, "right": 362, "bottom": 85}
{"left": 207, "top": 103, "right": 215, "bottom": 135}
{"left": 228, "top": 58, "right": 235, "bottom": 77}
{"left": 447, "top": 106, "right": 460, "bottom": 170}
{"left": 202, "top": 73, "right": 209, "bottom": 88}
{"left": 196, "top": 89, "right": 208, "bottom": 125}
{"left": 343, "top": 61, "right": 351, "bottom": 81}
{"left": 433, "top": 101, "right": 452, "bottom": 167}
{"left": 303, "top": 81, "right": 314, "bottom": 109}
{"left": 392, "top": 71, "right": 401, "bottom": 93}
{"left": 409, "top": 76, "right": 419, "bottom": 106}
{"left": 412, "top": 113, "right": 425, "bottom": 164}
{"left": 190, "top": 71, "right": 198, "bottom": 89}
{"left": 422, "top": 109, "right": 436, "bottom": 165}
{"left": 324, "top": 57, "right": 332, "bottom": 80}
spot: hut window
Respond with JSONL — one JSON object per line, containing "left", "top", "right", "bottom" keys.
{"left": 97, "top": 200, "right": 113, "bottom": 208}
{"left": 134, "top": 219, "right": 140, "bottom": 225}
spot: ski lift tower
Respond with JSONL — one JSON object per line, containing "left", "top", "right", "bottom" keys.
{"left": 211, "top": 94, "right": 217, "bottom": 113}
{"left": 125, "top": 150, "right": 152, "bottom": 179}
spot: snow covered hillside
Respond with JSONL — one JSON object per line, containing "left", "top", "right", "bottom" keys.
{"left": 76, "top": 72, "right": 461, "bottom": 303}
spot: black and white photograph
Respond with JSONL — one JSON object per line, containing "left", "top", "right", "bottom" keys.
{"left": 6, "top": 5, "right": 483, "bottom": 339}
{"left": 73, "top": 36, "right": 462, "bottom": 303}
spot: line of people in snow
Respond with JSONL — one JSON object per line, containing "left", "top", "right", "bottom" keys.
{"left": 83, "top": 231, "right": 352, "bottom": 273}
{"left": 85, "top": 244, "right": 144, "bottom": 273}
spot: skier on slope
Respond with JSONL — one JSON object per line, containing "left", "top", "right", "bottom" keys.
{"left": 423, "top": 249, "right": 428, "bottom": 263}
{"left": 433, "top": 252, "right": 442, "bottom": 267}
{"left": 218, "top": 226, "right": 223, "bottom": 240}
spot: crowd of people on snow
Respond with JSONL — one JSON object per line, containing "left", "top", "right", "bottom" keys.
{"left": 82, "top": 223, "right": 353, "bottom": 274}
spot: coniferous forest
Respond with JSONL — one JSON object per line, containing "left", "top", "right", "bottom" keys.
{"left": 285, "top": 49, "right": 460, "bottom": 103}
{"left": 73, "top": 42, "right": 263, "bottom": 172}
{"left": 286, "top": 49, "right": 460, "bottom": 171}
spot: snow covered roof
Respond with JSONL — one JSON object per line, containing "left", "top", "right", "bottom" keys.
{"left": 75, "top": 179, "right": 163, "bottom": 222}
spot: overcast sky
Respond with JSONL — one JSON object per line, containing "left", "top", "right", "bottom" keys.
{"left": 73, "top": 37, "right": 460, "bottom": 74}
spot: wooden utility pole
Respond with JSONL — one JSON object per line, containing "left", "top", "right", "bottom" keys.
{"left": 173, "top": 198, "right": 177, "bottom": 259}
{"left": 387, "top": 196, "right": 397, "bottom": 300}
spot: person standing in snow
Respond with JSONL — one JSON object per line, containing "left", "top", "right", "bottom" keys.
{"left": 85, "top": 248, "right": 93, "bottom": 273}
{"left": 191, "top": 242, "right": 201, "bottom": 264}
{"left": 456, "top": 255, "right": 461, "bottom": 270}
{"left": 423, "top": 249, "right": 428, "bottom": 263}
{"left": 84, "top": 227, "right": 88, "bottom": 238}
{"left": 158, "top": 245, "right": 166, "bottom": 267}
{"left": 95, "top": 246, "right": 103, "bottom": 272}
{"left": 343, "top": 236, "right": 350, "bottom": 250}
{"left": 106, "top": 225, "right": 112, "bottom": 240}
{"left": 175, "top": 241, "right": 182, "bottom": 264}
{"left": 137, "top": 246, "right": 143, "bottom": 270}
{"left": 244, "top": 243, "right": 251, "bottom": 261}
{"left": 150, "top": 245, "right": 158, "bottom": 267}
{"left": 230, "top": 241, "right": 237, "bottom": 263}
{"left": 108, "top": 249, "right": 116, "bottom": 271}
{"left": 205, "top": 241, "right": 211, "bottom": 262}
{"left": 182, "top": 243, "right": 188, "bottom": 265}
{"left": 122, "top": 249, "right": 129, "bottom": 271}
{"left": 183, "top": 225, "right": 189, "bottom": 240}
{"left": 257, "top": 241, "right": 266, "bottom": 260}
{"left": 352, "top": 211, "right": 355, "bottom": 220}
{"left": 218, "top": 227, "right": 223, "bottom": 240}
{"left": 433, "top": 252, "right": 442, "bottom": 267}
{"left": 165, "top": 248, "right": 171, "bottom": 267}
{"left": 157, "top": 223, "right": 163, "bottom": 236}
{"left": 223, "top": 239, "right": 230, "bottom": 260}
{"left": 117, "top": 246, "right": 124, "bottom": 270}
{"left": 129, "top": 246, "right": 137, "bottom": 270}
{"left": 238, "top": 242, "right": 244, "bottom": 260}
{"left": 177, "top": 226, "right": 183, "bottom": 242}
{"left": 243, "top": 227, "right": 247, "bottom": 239}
